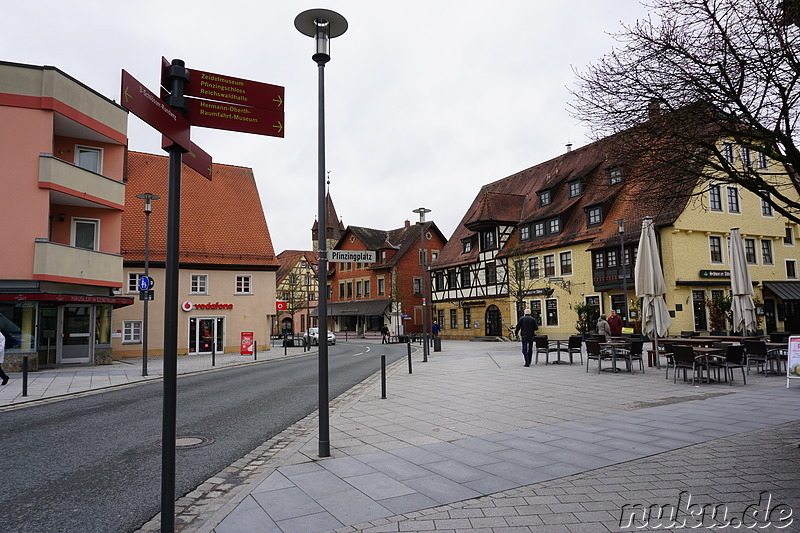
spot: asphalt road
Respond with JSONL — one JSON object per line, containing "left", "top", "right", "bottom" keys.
{"left": 0, "top": 342, "right": 407, "bottom": 533}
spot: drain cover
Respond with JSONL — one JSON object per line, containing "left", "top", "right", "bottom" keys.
{"left": 156, "top": 436, "right": 214, "bottom": 449}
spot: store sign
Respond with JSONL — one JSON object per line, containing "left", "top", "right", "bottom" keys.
{"left": 700, "top": 269, "right": 731, "bottom": 278}
{"left": 240, "top": 332, "right": 254, "bottom": 356}
{"left": 181, "top": 301, "right": 233, "bottom": 312}
{"left": 461, "top": 300, "right": 486, "bottom": 307}
{"left": 276, "top": 301, "right": 288, "bottom": 311}
{"left": 788, "top": 336, "right": 800, "bottom": 382}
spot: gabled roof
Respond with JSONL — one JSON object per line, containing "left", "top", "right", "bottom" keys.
{"left": 334, "top": 222, "right": 448, "bottom": 269}
{"left": 464, "top": 191, "right": 526, "bottom": 231}
{"left": 276, "top": 250, "right": 317, "bottom": 283}
{"left": 122, "top": 151, "right": 278, "bottom": 269}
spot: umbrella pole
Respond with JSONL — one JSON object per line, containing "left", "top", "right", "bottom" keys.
{"left": 652, "top": 301, "right": 660, "bottom": 370}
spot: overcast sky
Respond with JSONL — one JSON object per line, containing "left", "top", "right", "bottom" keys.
{"left": 6, "top": 1, "right": 650, "bottom": 254}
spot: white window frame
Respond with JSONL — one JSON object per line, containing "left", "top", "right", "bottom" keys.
{"left": 588, "top": 207, "right": 602, "bottom": 226}
{"left": 761, "top": 192, "right": 774, "bottom": 217}
{"left": 127, "top": 272, "right": 144, "bottom": 294}
{"left": 75, "top": 145, "right": 103, "bottom": 174}
{"left": 761, "top": 239, "right": 774, "bottom": 265}
{"left": 191, "top": 274, "right": 208, "bottom": 295}
{"left": 71, "top": 217, "right": 100, "bottom": 251}
{"left": 235, "top": 275, "right": 252, "bottom": 294}
{"left": 784, "top": 226, "right": 795, "bottom": 246}
{"left": 722, "top": 142, "right": 734, "bottom": 163}
{"left": 757, "top": 151, "right": 768, "bottom": 169}
{"left": 709, "top": 236, "right": 724, "bottom": 264}
{"left": 559, "top": 251, "right": 573, "bottom": 276}
{"left": 708, "top": 184, "right": 723, "bottom": 212}
{"left": 787, "top": 259, "right": 798, "bottom": 280}
{"left": 726, "top": 186, "right": 740, "bottom": 214}
{"left": 122, "top": 320, "right": 142, "bottom": 344}
{"left": 744, "top": 238, "right": 758, "bottom": 265}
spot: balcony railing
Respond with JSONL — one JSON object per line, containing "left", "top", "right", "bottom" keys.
{"left": 33, "top": 240, "right": 122, "bottom": 287}
{"left": 38, "top": 154, "right": 124, "bottom": 209}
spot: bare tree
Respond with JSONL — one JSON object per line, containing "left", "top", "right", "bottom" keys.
{"left": 570, "top": 0, "right": 800, "bottom": 222}
{"left": 507, "top": 259, "right": 535, "bottom": 323}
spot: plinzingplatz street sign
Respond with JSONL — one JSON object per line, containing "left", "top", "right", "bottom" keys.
{"left": 121, "top": 70, "right": 191, "bottom": 151}
{"left": 328, "top": 250, "right": 377, "bottom": 263}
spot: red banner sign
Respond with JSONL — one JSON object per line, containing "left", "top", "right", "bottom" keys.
{"left": 240, "top": 332, "right": 254, "bottom": 355}
{"left": 161, "top": 136, "right": 213, "bottom": 180}
{"left": 121, "top": 70, "right": 191, "bottom": 151}
{"left": 276, "top": 301, "right": 288, "bottom": 312}
{"left": 180, "top": 66, "right": 284, "bottom": 111}
{"left": 184, "top": 98, "right": 284, "bottom": 137}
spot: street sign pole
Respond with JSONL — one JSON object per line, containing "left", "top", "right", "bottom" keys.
{"left": 160, "top": 58, "right": 189, "bottom": 533}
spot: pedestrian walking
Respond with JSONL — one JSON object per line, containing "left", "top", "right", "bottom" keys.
{"left": 596, "top": 314, "right": 612, "bottom": 338}
{"left": 381, "top": 325, "right": 390, "bottom": 344}
{"left": 431, "top": 320, "right": 440, "bottom": 337}
{"left": 0, "top": 331, "right": 9, "bottom": 385}
{"left": 514, "top": 308, "right": 538, "bottom": 367}
{"left": 608, "top": 311, "right": 623, "bottom": 336}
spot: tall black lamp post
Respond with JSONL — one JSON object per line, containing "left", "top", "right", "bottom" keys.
{"left": 413, "top": 207, "right": 431, "bottom": 362}
{"left": 136, "top": 192, "right": 159, "bottom": 376}
{"left": 616, "top": 218, "right": 629, "bottom": 325}
{"left": 295, "top": 8, "right": 347, "bottom": 458}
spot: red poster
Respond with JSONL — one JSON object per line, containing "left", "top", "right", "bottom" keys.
{"left": 240, "top": 332, "right": 254, "bottom": 355}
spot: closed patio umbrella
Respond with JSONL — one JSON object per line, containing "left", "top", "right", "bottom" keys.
{"left": 635, "top": 217, "right": 672, "bottom": 363}
{"left": 729, "top": 228, "right": 757, "bottom": 336}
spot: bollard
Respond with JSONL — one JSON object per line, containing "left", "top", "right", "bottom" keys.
{"left": 284, "top": 334, "right": 288, "bottom": 356}
{"left": 407, "top": 340, "right": 412, "bottom": 374}
{"left": 212, "top": 342, "right": 216, "bottom": 367}
{"left": 381, "top": 355, "right": 386, "bottom": 399}
{"left": 22, "top": 356, "right": 28, "bottom": 397}
{"left": 254, "top": 340, "right": 258, "bottom": 361}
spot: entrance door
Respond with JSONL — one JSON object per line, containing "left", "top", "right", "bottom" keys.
{"left": 189, "top": 317, "right": 224, "bottom": 354}
{"left": 485, "top": 305, "right": 502, "bottom": 336}
{"left": 692, "top": 290, "right": 708, "bottom": 331}
{"left": 60, "top": 305, "right": 93, "bottom": 364}
{"left": 783, "top": 301, "right": 800, "bottom": 333}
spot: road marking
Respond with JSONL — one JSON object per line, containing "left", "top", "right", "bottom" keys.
{"left": 353, "top": 346, "right": 371, "bottom": 357}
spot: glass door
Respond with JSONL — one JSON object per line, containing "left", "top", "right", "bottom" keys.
{"left": 189, "top": 317, "right": 224, "bottom": 354}
{"left": 60, "top": 305, "right": 93, "bottom": 363}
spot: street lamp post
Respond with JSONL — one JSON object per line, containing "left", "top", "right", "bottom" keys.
{"left": 136, "top": 193, "right": 159, "bottom": 376}
{"left": 616, "top": 218, "right": 629, "bottom": 325}
{"left": 295, "top": 8, "right": 347, "bottom": 458}
{"left": 413, "top": 207, "right": 431, "bottom": 362}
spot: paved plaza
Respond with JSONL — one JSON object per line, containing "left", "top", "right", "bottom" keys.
{"left": 2, "top": 340, "right": 798, "bottom": 532}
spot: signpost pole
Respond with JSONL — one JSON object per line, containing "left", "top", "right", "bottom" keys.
{"left": 160, "top": 58, "right": 189, "bottom": 533}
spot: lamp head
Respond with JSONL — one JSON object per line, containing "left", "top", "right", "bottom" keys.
{"left": 412, "top": 207, "right": 432, "bottom": 223}
{"left": 295, "top": 9, "right": 348, "bottom": 64}
{"left": 136, "top": 193, "right": 161, "bottom": 214}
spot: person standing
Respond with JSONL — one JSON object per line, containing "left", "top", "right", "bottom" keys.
{"left": 381, "top": 324, "right": 390, "bottom": 344}
{"left": 431, "top": 320, "right": 440, "bottom": 338}
{"left": 515, "top": 308, "right": 539, "bottom": 367}
{"left": 608, "top": 311, "right": 623, "bottom": 336}
{"left": 597, "top": 314, "right": 612, "bottom": 338}
{"left": 0, "top": 331, "right": 8, "bottom": 385}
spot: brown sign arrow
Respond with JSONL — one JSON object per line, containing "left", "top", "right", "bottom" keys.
{"left": 121, "top": 70, "right": 191, "bottom": 151}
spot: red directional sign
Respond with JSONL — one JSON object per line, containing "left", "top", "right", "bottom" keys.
{"left": 161, "top": 136, "right": 213, "bottom": 180}
{"left": 182, "top": 68, "right": 284, "bottom": 111}
{"left": 121, "top": 70, "right": 191, "bottom": 151}
{"left": 184, "top": 98, "right": 284, "bottom": 138}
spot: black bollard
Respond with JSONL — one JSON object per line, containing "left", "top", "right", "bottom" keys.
{"left": 22, "top": 356, "right": 28, "bottom": 397}
{"left": 254, "top": 340, "right": 258, "bottom": 361}
{"left": 407, "top": 340, "right": 412, "bottom": 374}
{"left": 212, "top": 341, "right": 216, "bottom": 367}
{"left": 381, "top": 355, "right": 386, "bottom": 399}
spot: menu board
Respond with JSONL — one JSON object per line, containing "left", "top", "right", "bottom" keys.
{"left": 788, "top": 336, "right": 800, "bottom": 387}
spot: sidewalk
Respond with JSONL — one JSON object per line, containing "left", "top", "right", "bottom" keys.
{"left": 0, "top": 344, "right": 314, "bottom": 409}
{"left": 147, "top": 341, "right": 800, "bottom": 533}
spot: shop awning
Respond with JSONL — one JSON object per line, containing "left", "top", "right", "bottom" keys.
{"left": 762, "top": 281, "right": 800, "bottom": 300}
{"left": 0, "top": 293, "right": 135, "bottom": 307}
{"left": 311, "top": 298, "right": 391, "bottom": 317}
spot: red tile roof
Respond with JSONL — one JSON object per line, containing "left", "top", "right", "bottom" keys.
{"left": 276, "top": 250, "right": 317, "bottom": 283}
{"left": 122, "top": 151, "right": 278, "bottom": 269}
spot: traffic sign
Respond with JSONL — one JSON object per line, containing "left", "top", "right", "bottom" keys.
{"left": 121, "top": 70, "right": 191, "bottom": 151}
{"left": 161, "top": 136, "right": 213, "bottom": 180}
{"left": 137, "top": 276, "right": 154, "bottom": 291}
{"left": 139, "top": 290, "right": 154, "bottom": 301}
{"left": 184, "top": 98, "right": 284, "bottom": 137}
{"left": 174, "top": 63, "right": 285, "bottom": 111}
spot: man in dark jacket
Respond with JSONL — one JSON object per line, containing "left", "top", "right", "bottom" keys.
{"left": 514, "top": 308, "right": 539, "bottom": 366}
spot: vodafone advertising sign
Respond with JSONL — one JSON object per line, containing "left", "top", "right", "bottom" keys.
{"left": 181, "top": 301, "right": 234, "bottom": 312}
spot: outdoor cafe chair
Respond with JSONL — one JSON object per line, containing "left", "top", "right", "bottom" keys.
{"left": 662, "top": 342, "right": 677, "bottom": 379}
{"left": 743, "top": 339, "right": 777, "bottom": 376}
{"left": 709, "top": 344, "right": 746, "bottom": 386}
{"left": 585, "top": 339, "right": 612, "bottom": 373}
{"left": 669, "top": 345, "right": 701, "bottom": 385}
{"left": 618, "top": 339, "right": 645, "bottom": 374}
{"left": 567, "top": 335, "right": 584, "bottom": 365}
{"left": 534, "top": 335, "right": 550, "bottom": 365}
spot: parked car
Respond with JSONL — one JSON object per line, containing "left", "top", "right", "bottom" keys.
{"left": 304, "top": 327, "right": 336, "bottom": 346}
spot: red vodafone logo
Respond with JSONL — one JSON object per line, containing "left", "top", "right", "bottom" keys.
{"left": 182, "top": 301, "right": 194, "bottom": 312}
{"left": 181, "top": 300, "right": 233, "bottom": 312}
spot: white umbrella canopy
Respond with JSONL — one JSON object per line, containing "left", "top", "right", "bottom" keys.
{"left": 635, "top": 217, "right": 672, "bottom": 338}
{"left": 729, "top": 228, "right": 758, "bottom": 335}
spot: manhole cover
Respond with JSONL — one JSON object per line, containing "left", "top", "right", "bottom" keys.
{"left": 156, "top": 436, "right": 214, "bottom": 449}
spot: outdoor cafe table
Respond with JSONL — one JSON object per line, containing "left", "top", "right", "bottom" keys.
{"left": 547, "top": 339, "right": 571, "bottom": 365}
{"left": 692, "top": 346, "right": 726, "bottom": 383}
{"left": 662, "top": 337, "right": 722, "bottom": 348}
{"left": 599, "top": 340, "right": 633, "bottom": 373}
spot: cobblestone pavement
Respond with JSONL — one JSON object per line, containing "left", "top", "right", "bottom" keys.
{"left": 129, "top": 340, "right": 799, "bottom": 533}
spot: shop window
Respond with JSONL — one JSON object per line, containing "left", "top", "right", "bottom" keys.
{"left": 75, "top": 145, "right": 102, "bottom": 173}
{"left": 123, "top": 320, "right": 142, "bottom": 344}
{"left": 191, "top": 274, "right": 208, "bottom": 294}
{"left": 545, "top": 298, "right": 559, "bottom": 326}
{"left": 463, "top": 307, "right": 471, "bottom": 329}
{"left": 449, "top": 308, "right": 458, "bottom": 329}
{"left": 529, "top": 299, "right": 542, "bottom": 324}
{"left": 0, "top": 302, "right": 37, "bottom": 352}
{"left": 235, "top": 275, "right": 252, "bottom": 294}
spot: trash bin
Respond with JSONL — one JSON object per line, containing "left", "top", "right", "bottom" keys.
{"left": 433, "top": 337, "right": 442, "bottom": 352}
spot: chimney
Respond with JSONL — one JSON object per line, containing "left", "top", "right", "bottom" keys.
{"left": 566, "top": 142, "right": 572, "bottom": 153}
{"left": 648, "top": 98, "right": 661, "bottom": 119}
{"left": 404, "top": 219, "right": 411, "bottom": 228}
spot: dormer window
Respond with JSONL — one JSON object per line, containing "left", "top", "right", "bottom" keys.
{"left": 608, "top": 168, "right": 624, "bottom": 185}
{"left": 534, "top": 222, "right": 545, "bottom": 237}
{"left": 548, "top": 218, "right": 561, "bottom": 234}
{"left": 587, "top": 207, "right": 602, "bottom": 226}
{"left": 462, "top": 240, "right": 472, "bottom": 253}
{"left": 520, "top": 224, "right": 531, "bottom": 241}
{"left": 568, "top": 181, "right": 583, "bottom": 198}
{"left": 539, "top": 190, "right": 551, "bottom": 206}
{"left": 482, "top": 229, "right": 496, "bottom": 250}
